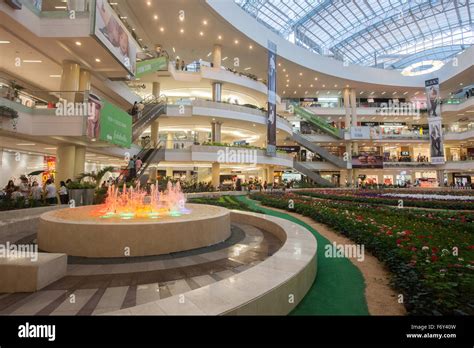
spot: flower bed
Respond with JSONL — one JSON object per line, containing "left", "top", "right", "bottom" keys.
{"left": 294, "top": 189, "right": 474, "bottom": 210}
{"left": 251, "top": 192, "right": 474, "bottom": 315}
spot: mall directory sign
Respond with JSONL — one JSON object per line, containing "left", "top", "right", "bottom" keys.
{"left": 425, "top": 78, "right": 445, "bottom": 164}
{"left": 99, "top": 100, "right": 132, "bottom": 148}
{"left": 266, "top": 40, "right": 277, "bottom": 157}
{"left": 92, "top": 0, "right": 138, "bottom": 76}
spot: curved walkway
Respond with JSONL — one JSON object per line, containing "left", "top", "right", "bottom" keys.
{"left": 237, "top": 196, "right": 369, "bottom": 315}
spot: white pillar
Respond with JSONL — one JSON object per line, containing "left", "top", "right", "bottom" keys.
{"left": 350, "top": 88, "right": 357, "bottom": 126}
{"left": 212, "top": 162, "right": 220, "bottom": 188}
{"left": 343, "top": 88, "right": 351, "bottom": 130}
{"left": 213, "top": 44, "right": 222, "bottom": 68}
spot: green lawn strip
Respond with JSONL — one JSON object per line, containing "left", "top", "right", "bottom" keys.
{"left": 236, "top": 195, "right": 369, "bottom": 315}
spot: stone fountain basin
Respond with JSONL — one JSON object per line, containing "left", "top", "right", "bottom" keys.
{"left": 37, "top": 204, "right": 231, "bottom": 258}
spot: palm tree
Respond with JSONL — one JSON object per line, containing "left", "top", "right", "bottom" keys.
{"left": 77, "top": 166, "right": 115, "bottom": 188}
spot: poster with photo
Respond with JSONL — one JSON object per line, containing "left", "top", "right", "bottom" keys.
{"left": 425, "top": 78, "right": 445, "bottom": 164}
{"left": 93, "top": 0, "right": 138, "bottom": 75}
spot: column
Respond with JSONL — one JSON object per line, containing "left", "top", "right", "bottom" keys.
{"left": 437, "top": 170, "right": 445, "bottom": 187}
{"left": 343, "top": 88, "right": 351, "bottom": 129}
{"left": 166, "top": 132, "right": 173, "bottom": 149}
{"left": 56, "top": 144, "right": 76, "bottom": 185}
{"left": 212, "top": 44, "right": 222, "bottom": 68}
{"left": 212, "top": 162, "right": 220, "bottom": 188}
{"left": 350, "top": 88, "right": 358, "bottom": 126}
{"left": 149, "top": 167, "right": 157, "bottom": 183}
{"left": 152, "top": 82, "right": 160, "bottom": 98}
{"left": 60, "top": 60, "right": 81, "bottom": 103}
{"left": 166, "top": 167, "right": 173, "bottom": 178}
{"left": 347, "top": 169, "right": 353, "bottom": 187}
{"left": 78, "top": 69, "right": 91, "bottom": 95}
{"left": 447, "top": 172, "right": 454, "bottom": 186}
{"left": 212, "top": 82, "right": 222, "bottom": 102}
{"left": 267, "top": 165, "right": 274, "bottom": 184}
{"left": 339, "top": 170, "right": 347, "bottom": 187}
{"left": 151, "top": 121, "right": 159, "bottom": 146}
{"left": 73, "top": 146, "right": 86, "bottom": 178}
{"left": 211, "top": 121, "right": 222, "bottom": 143}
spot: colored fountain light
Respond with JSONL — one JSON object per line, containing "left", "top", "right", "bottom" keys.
{"left": 94, "top": 181, "right": 191, "bottom": 219}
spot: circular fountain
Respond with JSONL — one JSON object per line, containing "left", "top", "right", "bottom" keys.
{"left": 38, "top": 182, "right": 231, "bottom": 258}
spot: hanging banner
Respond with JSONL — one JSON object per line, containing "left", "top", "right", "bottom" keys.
{"left": 425, "top": 78, "right": 445, "bottom": 164}
{"left": 92, "top": 0, "right": 138, "bottom": 75}
{"left": 136, "top": 56, "right": 168, "bottom": 78}
{"left": 266, "top": 40, "right": 277, "bottom": 157}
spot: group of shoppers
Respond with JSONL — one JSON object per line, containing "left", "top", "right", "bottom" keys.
{"left": 175, "top": 58, "right": 187, "bottom": 71}
{"left": 129, "top": 101, "right": 145, "bottom": 122}
{"left": 126, "top": 155, "right": 143, "bottom": 181}
{"left": 0, "top": 176, "right": 72, "bottom": 205}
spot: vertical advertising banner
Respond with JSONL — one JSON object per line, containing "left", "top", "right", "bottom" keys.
{"left": 266, "top": 40, "right": 277, "bottom": 157}
{"left": 425, "top": 78, "right": 445, "bottom": 164}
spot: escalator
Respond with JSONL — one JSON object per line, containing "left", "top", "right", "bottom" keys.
{"left": 132, "top": 94, "right": 167, "bottom": 142}
{"left": 293, "top": 105, "right": 344, "bottom": 139}
{"left": 116, "top": 139, "right": 164, "bottom": 184}
{"left": 292, "top": 132, "right": 347, "bottom": 168}
{"left": 293, "top": 160, "right": 335, "bottom": 187}
{"left": 135, "top": 140, "right": 165, "bottom": 186}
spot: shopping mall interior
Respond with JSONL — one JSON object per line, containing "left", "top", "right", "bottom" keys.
{"left": 0, "top": 0, "right": 473, "bottom": 334}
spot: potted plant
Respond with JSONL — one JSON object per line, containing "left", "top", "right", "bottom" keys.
{"left": 66, "top": 181, "right": 84, "bottom": 206}
{"left": 77, "top": 166, "right": 115, "bottom": 206}
{"left": 82, "top": 182, "right": 97, "bottom": 206}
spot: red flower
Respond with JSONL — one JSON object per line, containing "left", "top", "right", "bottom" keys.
{"left": 431, "top": 255, "right": 438, "bottom": 262}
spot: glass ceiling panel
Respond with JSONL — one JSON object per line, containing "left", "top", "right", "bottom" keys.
{"left": 236, "top": 0, "right": 474, "bottom": 70}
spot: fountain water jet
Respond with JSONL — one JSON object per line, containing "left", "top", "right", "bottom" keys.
{"left": 95, "top": 181, "right": 190, "bottom": 220}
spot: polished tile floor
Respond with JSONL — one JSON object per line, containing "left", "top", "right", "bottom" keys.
{"left": 0, "top": 223, "right": 282, "bottom": 315}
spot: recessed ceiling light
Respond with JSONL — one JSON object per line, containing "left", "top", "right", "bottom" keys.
{"left": 75, "top": 41, "right": 82, "bottom": 46}
{"left": 55, "top": 6, "right": 67, "bottom": 9}
{"left": 310, "top": 84, "right": 313, "bottom": 87}
{"left": 218, "top": 35, "right": 222, "bottom": 40}
{"left": 207, "top": 51, "right": 212, "bottom": 57}
{"left": 0, "top": 40, "right": 11, "bottom": 44}
{"left": 278, "top": 63, "right": 281, "bottom": 66}
{"left": 298, "top": 84, "right": 301, "bottom": 87}
{"left": 244, "top": 67, "right": 251, "bottom": 70}
{"left": 95, "top": 58, "right": 101, "bottom": 62}
{"left": 249, "top": 45, "right": 253, "bottom": 49}
{"left": 392, "top": 91, "right": 397, "bottom": 95}
{"left": 22, "top": 60, "right": 42, "bottom": 63}
{"left": 160, "top": 27, "right": 164, "bottom": 32}
{"left": 360, "top": 91, "right": 364, "bottom": 95}
{"left": 294, "top": 91, "right": 297, "bottom": 94}
{"left": 154, "top": 14, "right": 158, "bottom": 20}
{"left": 282, "top": 69, "right": 286, "bottom": 72}
{"left": 334, "top": 84, "right": 338, "bottom": 87}
{"left": 17, "top": 143, "right": 36, "bottom": 146}
{"left": 49, "top": 75, "right": 61, "bottom": 78}
{"left": 403, "top": 91, "right": 408, "bottom": 95}
{"left": 322, "top": 84, "right": 325, "bottom": 87}
{"left": 180, "top": 28, "right": 184, "bottom": 33}
{"left": 203, "top": 20, "right": 208, "bottom": 25}
{"left": 147, "top": 1, "right": 151, "bottom": 5}
{"left": 286, "top": 84, "right": 289, "bottom": 87}
{"left": 199, "top": 31, "right": 204, "bottom": 36}
{"left": 222, "top": 56, "right": 228, "bottom": 61}
{"left": 381, "top": 91, "right": 386, "bottom": 95}
{"left": 234, "top": 39, "right": 239, "bottom": 44}
{"left": 172, "top": 47, "right": 176, "bottom": 53}
{"left": 299, "top": 72, "right": 303, "bottom": 76}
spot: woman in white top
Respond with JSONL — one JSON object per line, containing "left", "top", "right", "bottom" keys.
{"left": 59, "top": 181, "right": 69, "bottom": 204}
{"left": 44, "top": 179, "right": 57, "bottom": 205}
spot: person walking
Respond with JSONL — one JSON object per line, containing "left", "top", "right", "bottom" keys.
{"left": 127, "top": 156, "right": 136, "bottom": 180}
{"left": 31, "top": 181, "right": 43, "bottom": 202}
{"left": 44, "top": 179, "right": 57, "bottom": 205}
{"left": 135, "top": 156, "right": 143, "bottom": 176}
{"left": 59, "top": 181, "right": 69, "bottom": 204}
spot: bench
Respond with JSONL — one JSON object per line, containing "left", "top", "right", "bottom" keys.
{"left": 0, "top": 253, "right": 67, "bottom": 293}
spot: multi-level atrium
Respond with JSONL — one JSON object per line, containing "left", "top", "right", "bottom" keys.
{"left": 0, "top": 0, "right": 473, "bottom": 345}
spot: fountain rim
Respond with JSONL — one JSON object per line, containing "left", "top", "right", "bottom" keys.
{"left": 39, "top": 203, "right": 229, "bottom": 226}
